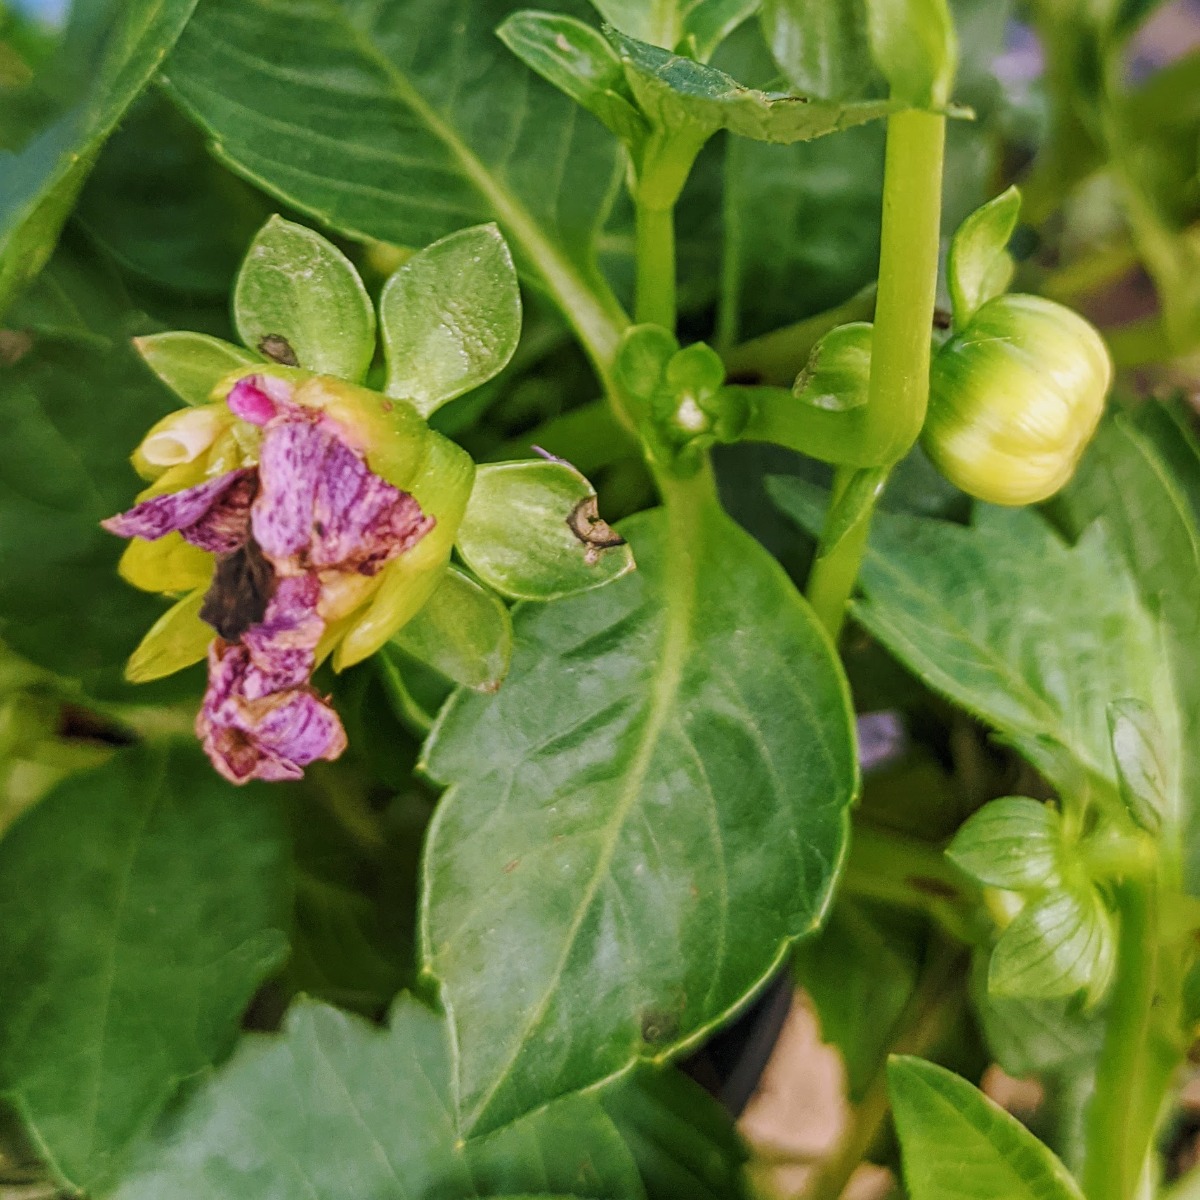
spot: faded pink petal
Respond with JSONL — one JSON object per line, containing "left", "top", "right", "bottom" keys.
{"left": 227, "top": 375, "right": 291, "bottom": 426}
{"left": 253, "top": 414, "right": 433, "bottom": 575}
{"left": 239, "top": 574, "right": 324, "bottom": 697}
{"left": 198, "top": 638, "right": 346, "bottom": 784}
{"left": 102, "top": 468, "right": 256, "bottom": 554}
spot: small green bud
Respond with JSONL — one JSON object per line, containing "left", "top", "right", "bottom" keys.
{"left": 922, "top": 294, "right": 1112, "bottom": 506}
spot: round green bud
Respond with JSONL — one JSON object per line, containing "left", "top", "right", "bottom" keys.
{"left": 922, "top": 294, "right": 1112, "bottom": 506}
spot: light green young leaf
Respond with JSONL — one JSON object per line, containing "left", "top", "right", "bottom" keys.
{"left": 990, "top": 887, "right": 1115, "bottom": 1000}
{"left": 161, "top": 0, "right": 628, "bottom": 369}
{"left": 947, "top": 797, "right": 1065, "bottom": 891}
{"left": 497, "top": 12, "right": 647, "bottom": 146}
{"left": 234, "top": 216, "right": 375, "bottom": 382}
{"left": 1108, "top": 698, "right": 1172, "bottom": 834}
{"left": 616, "top": 323, "right": 681, "bottom": 401}
{"left": 133, "top": 332, "right": 260, "bottom": 407}
{"left": 381, "top": 224, "right": 521, "bottom": 416}
{"left": 760, "top": 0, "right": 875, "bottom": 99}
{"left": 889, "top": 1056, "right": 1087, "bottom": 1200}
{"left": 612, "top": 30, "right": 895, "bottom": 145}
{"left": 421, "top": 507, "right": 856, "bottom": 1134}
{"left": 948, "top": 185, "right": 1021, "bottom": 327}
{"left": 864, "top": 0, "right": 958, "bottom": 109}
{"left": 112, "top": 996, "right": 647, "bottom": 1200}
{"left": 589, "top": 0, "right": 759, "bottom": 58}
{"left": 455, "top": 460, "right": 635, "bottom": 601}
{"left": 0, "top": 0, "right": 200, "bottom": 317}
{"left": 771, "top": 483, "right": 1178, "bottom": 801}
{"left": 792, "top": 321, "right": 873, "bottom": 411}
{"left": 0, "top": 743, "right": 289, "bottom": 1194}
{"left": 393, "top": 567, "right": 513, "bottom": 693}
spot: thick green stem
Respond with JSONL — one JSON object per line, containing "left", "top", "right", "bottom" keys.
{"left": 805, "top": 107, "right": 945, "bottom": 639}
{"left": 635, "top": 202, "right": 677, "bottom": 330}
{"left": 1083, "top": 883, "right": 1159, "bottom": 1200}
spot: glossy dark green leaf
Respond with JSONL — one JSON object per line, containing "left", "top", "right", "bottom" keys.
{"left": 772, "top": 483, "right": 1177, "bottom": 802}
{"left": 889, "top": 1056, "right": 1086, "bottom": 1200}
{"left": 601, "top": 1067, "right": 750, "bottom": 1199}
{"left": 612, "top": 29, "right": 894, "bottom": 145}
{"left": 0, "top": 0, "right": 200, "bottom": 316}
{"left": 234, "top": 216, "right": 375, "bottom": 382}
{"left": 393, "top": 566, "right": 513, "bottom": 693}
{"left": 381, "top": 224, "right": 522, "bottom": 416}
{"left": 497, "top": 12, "right": 647, "bottom": 146}
{"left": 760, "top": 0, "right": 875, "bottom": 98}
{"left": 947, "top": 797, "right": 1065, "bottom": 891}
{"left": 0, "top": 247, "right": 188, "bottom": 700}
{"left": 0, "top": 742, "right": 289, "bottom": 1193}
{"left": 1108, "top": 697, "right": 1171, "bottom": 834}
{"left": 421, "top": 506, "right": 856, "bottom": 1134}
{"left": 161, "top": 0, "right": 628, "bottom": 366}
{"left": 793, "top": 903, "right": 920, "bottom": 1097}
{"left": 947, "top": 185, "right": 1020, "bottom": 327}
{"left": 113, "top": 995, "right": 647, "bottom": 1200}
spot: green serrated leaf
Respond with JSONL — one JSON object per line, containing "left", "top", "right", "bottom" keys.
{"left": 234, "top": 215, "right": 375, "bottom": 382}
{"left": 864, "top": 0, "right": 958, "bottom": 109}
{"left": 0, "top": 0, "right": 200, "bottom": 317}
{"left": 792, "top": 321, "right": 872, "bottom": 411}
{"left": 889, "top": 1056, "right": 1086, "bottom": 1200}
{"left": 133, "top": 331, "right": 260, "bottom": 406}
{"left": 455, "top": 459, "right": 635, "bottom": 601}
{"left": 947, "top": 797, "right": 1065, "bottom": 891}
{"left": 421, "top": 506, "right": 856, "bottom": 1135}
{"left": 112, "top": 996, "right": 647, "bottom": 1200}
{"left": 990, "top": 887, "right": 1116, "bottom": 1000}
{"left": 612, "top": 28, "right": 895, "bottom": 145}
{"left": 1108, "top": 697, "right": 1171, "bottom": 834}
{"left": 497, "top": 11, "right": 648, "bottom": 146}
{"left": 948, "top": 185, "right": 1021, "bottom": 327}
{"left": 381, "top": 223, "right": 522, "bottom": 416}
{"left": 161, "top": 0, "right": 628, "bottom": 368}
{"left": 393, "top": 566, "right": 513, "bottom": 693}
{"left": 772, "top": 483, "right": 1177, "bottom": 801}
{"left": 0, "top": 742, "right": 289, "bottom": 1193}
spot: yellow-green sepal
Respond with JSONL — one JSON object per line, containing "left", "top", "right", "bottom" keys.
{"left": 125, "top": 590, "right": 212, "bottom": 683}
{"left": 333, "top": 432, "right": 475, "bottom": 670}
{"left": 119, "top": 535, "right": 214, "bottom": 595}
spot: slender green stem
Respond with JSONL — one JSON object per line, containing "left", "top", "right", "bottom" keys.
{"left": 635, "top": 202, "right": 677, "bottom": 330}
{"left": 805, "top": 107, "right": 945, "bottom": 640}
{"left": 1083, "top": 883, "right": 1159, "bottom": 1200}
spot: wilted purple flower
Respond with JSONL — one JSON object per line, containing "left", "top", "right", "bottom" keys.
{"left": 102, "top": 376, "right": 435, "bottom": 783}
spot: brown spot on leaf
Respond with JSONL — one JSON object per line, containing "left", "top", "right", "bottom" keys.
{"left": 640, "top": 1009, "right": 680, "bottom": 1046}
{"left": 0, "top": 330, "right": 33, "bottom": 366}
{"left": 567, "top": 496, "right": 626, "bottom": 566}
{"left": 258, "top": 334, "right": 299, "bottom": 367}
{"left": 503, "top": 859, "right": 520, "bottom": 874}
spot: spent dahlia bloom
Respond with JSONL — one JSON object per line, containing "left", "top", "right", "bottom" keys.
{"left": 103, "top": 375, "right": 438, "bottom": 783}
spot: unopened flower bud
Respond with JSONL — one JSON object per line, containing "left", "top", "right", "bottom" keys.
{"left": 922, "top": 294, "right": 1112, "bottom": 506}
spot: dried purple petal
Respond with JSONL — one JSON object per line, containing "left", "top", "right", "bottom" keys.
{"left": 253, "top": 413, "right": 433, "bottom": 575}
{"left": 239, "top": 574, "right": 324, "bottom": 697}
{"left": 102, "top": 469, "right": 256, "bottom": 554}
{"left": 198, "top": 638, "right": 346, "bottom": 784}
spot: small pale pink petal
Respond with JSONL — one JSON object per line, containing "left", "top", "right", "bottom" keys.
{"left": 102, "top": 468, "right": 255, "bottom": 546}
{"left": 227, "top": 375, "right": 293, "bottom": 425}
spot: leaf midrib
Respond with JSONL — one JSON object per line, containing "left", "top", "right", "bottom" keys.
{"left": 455, "top": 504, "right": 701, "bottom": 1131}
{"left": 323, "top": 0, "right": 627, "bottom": 373}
